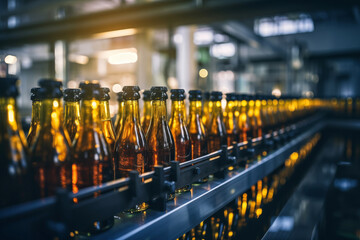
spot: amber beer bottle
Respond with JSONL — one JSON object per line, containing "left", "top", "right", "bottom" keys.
{"left": 114, "top": 91, "right": 124, "bottom": 137}
{"left": 63, "top": 88, "right": 81, "bottom": 143}
{"left": 247, "top": 95, "right": 258, "bottom": 138}
{"left": 0, "top": 76, "right": 32, "bottom": 208}
{"left": 146, "top": 86, "right": 175, "bottom": 170}
{"left": 30, "top": 79, "right": 72, "bottom": 198}
{"left": 187, "top": 90, "right": 207, "bottom": 159}
{"left": 224, "top": 93, "right": 239, "bottom": 146}
{"left": 254, "top": 95, "right": 263, "bottom": 138}
{"left": 207, "top": 91, "right": 227, "bottom": 152}
{"left": 141, "top": 90, "right": 152, "bottom": 134}
{"left": 100, "top": 87, "right": 116, "bottom": 151}
{"left": 202, "top": 91, "right": 212, "bottom": 128}
{"left": 114, "top": 86, "right": 148, "bottom": 212}
{"left": 72, "top": 81, "right": 114, "bottom": 233}
{"left": 27, "top": 87, "right": 42, "bottom": 146}
{"left": 237, "top": 94, "right": 250, "bottom": 143}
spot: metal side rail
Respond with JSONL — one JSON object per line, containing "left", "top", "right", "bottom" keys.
{"left": 93, "top": 123, "right": 324, "bottom": 240}
{"left": 262, "top": 136, "right": 340, "bottom": 240}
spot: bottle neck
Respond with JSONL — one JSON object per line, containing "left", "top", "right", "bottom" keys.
{"left": 211, "top": 100, "right": 222, "bottom": 118}
{"left": 170, "top": 100, "right": 186, "bottom": 122}
{"left": 40, "top": 98, "right": 63, "bottom": 130}
{"left": 64, "top": 101, "right": 80, "bottom": 121}
{"left": 117, "top": 101, "right": 124, "bottom": 114}
{"left": 80, "top": 99, "right": 101, "bottom": 127}
{"left": 151, "top": 100, "right": 168, "bottom": 122}
{"left": 100, "top": 100, "right": 112, "bottom": 121}
{"left": 189, "top": 100, "right": 202, "bottom": 116}
{"left": 142, "top": 100, "right": 152, "bottom": 117}
{"left": 31, "top": 100, "right": 41, "bottom": 125}
{"left": 0, "top": 97, "right": 20, "bottom": 132}
{"left": 225, "top": 100, "right": 236, "bottom": 116}
{"left": 123, "top": 99, "right": 141, "bottom": 122}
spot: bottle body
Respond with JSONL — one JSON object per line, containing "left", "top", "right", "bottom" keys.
{"left": 188, "top": 99, "right": 207, "bottom": 159}
{"left": 100, "top": 100, "right": 116, "bottom": 151}
{"left": 207, "top": 96, "right": 227, "bottom": 152}
{"left": 114, "top": 92, "right": 124, "bottom": 137}
{"left": 224, "top": 95, "right": 239, "bottom": 146}
{"left": 63, "top": 101, "right": 81, "bottom": 143}
{"left": 141, "top": 100, "right": 152, "bottom": 135}
{"left": 27, "top": 100, "right": 41, "bottom": 146}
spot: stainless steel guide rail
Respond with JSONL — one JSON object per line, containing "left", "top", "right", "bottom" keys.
{"left": 0, "top": 114, "right": 324, "bottom": 240}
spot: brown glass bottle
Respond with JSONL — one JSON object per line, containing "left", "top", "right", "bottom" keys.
{"left": 72, "top": 81, "right": 114, "bottom": 233}
{"left": 207, "top": 91, "right": 227, "bottom": 153}
{"left": 27, "top": 87, "right": 42, "bottom": 147}
{"left": 114, "top": 91, "right": 124, "bottom": 138}
{"left": 141, "top": 90, "right": 152, "bottom": 135}
{"left": 254, "top": 95, "right": 263, "bottom": 138}
{"left": 63, "top": 88, "right": 81, "bottom": 143}
{"left": 169, "top": 89, "right": 191, "bottom": 163}
{"left": 247, "top": 95, "right": 258, "bottom": 138}
{"left": 100, "top": 87, "right": 116, "bottom": 151}
{"left": 187, "top": 90, "right": 207, "bottom": 159}
{"left": 224, "top": 93, "right": 239, "bottom": 146}
{"left": 202, "top": 91, "right": 212, "bottom": 128}
{"left": 30, "top": 79, "right": 72, "bottom": 198}
{"left": 0, "top": 76, "right": 33, "bottom": 208}
{"left": 237, "top": 94, "right": 251, "bottom": 143}
{"left": 146, "top": 86, "right": 175, "bottom": 170}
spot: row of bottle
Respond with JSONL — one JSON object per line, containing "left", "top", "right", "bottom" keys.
{"left": 177, "top": 133, "right": 321, "bottom": 240}
{"left": 1, "top": 75, "right": 319, "bottom": 210}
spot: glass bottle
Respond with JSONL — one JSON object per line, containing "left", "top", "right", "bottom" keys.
{"left": 207, "top": 91, "right": 227, "bottom": 153}
{"left": 72, "top": 81, "right": 114, "bottom": 233}
{"left": 0, "top": 76, "right": 32, "bottom": 208}
{"left": 30, "top": 79, "right": 72, "bottom": 198}
{"left": 237, "top": 94, "right": 251, "bottom": 143}
{"left": 146, "top": 86, "right": 175, "bottom": 170}
{"left": 187, "top": 90, "right": 207, "bottom": 159}
{"left": 27, "top": 87, "right": 42, "bottom": 147}
{"left": 63, "top": 88, "right": 81, "bottom": 143}
{"left": 114, "top": 91, "right": 124, "bottom": 138}
{"left": 202, "top": 91, "right": 212, "bottom": 128}
{"left": 141, "top": 90, "right": 152, "bottom": 135}
{"left": 247, "top": 95, "right": 258, "bottom": 138}
{"left": 100, "top": 87, "right": 116, "bottom": 151}
{"left": 224, "top": 93, "right": 239, "bottom": 146}
{"left": 114, "top": 86, "right": 148, "bottom": 212}
{"left": 254, "top": 95, "right": 263, "bottom": 138}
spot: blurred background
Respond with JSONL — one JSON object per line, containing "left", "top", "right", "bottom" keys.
{"left": 0, "top": 0, "right": 359, "bottom": 118}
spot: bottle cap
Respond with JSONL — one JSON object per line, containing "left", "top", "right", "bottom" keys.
{"left": 64, "top": 88, "right": 81, "bottom": 102}
{"left": 38, "top": 78, "right": 63, "bottom": 99}
{"left": 123, "top": 86, "right": 141, "bottom": 100}
{"left": 117, "top": 92, "right": 124, "bottom": 102}
{"left": 210, "top": 91, "right": 223, "bottom": 101}
{"left": 170, "top": 89, "right": 186, "bottom": 100}
{"left": 79, "top": 81, "right": 101, "bottom": 100}
{"left": 150, "top": 86, "right": 168, "bottom": 100}
{"left": 203, "top": 91, "right": 210, "bottom": 101}
{"left": 99, "top": 87, "right": 111, "bottom": 101}
{"left": 0, "top": 75, "right": 19, "bottom": 97}
{"left": 237, "top": 94, "right": 249, "bottom": 101}
{"left": 142, "top": 90, "right": 151, "bottom": 101}
{"left": 226, "top": 93, "right": 237, "bottom": 101}
{"left": 188, "top": 90, "right": 202, "bottom": 101}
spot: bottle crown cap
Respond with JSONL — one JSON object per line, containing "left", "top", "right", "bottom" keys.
{"left": 99, "top": 87, "right": 111, "bottom": 101}
{"left": 150, "top": 86, "right": 168, "bottom": 100}
{"left": 142, "top": 90, "right": 151, "bottom": 101}
{"left": 188, "top": 90, "right": 202, "bottom": 101}
{"left": 64, "top": 88, "right": 81, "bottom": 102}
{"left": 123, "top": 86, "right": 140, "bottom": 100}
{"left": 79, "top": 81, "right": 101, "bottom": 100}
{"left": 38, "top": 78, "right": 63, "bottom": 99}
{"left": 117, "top": 92, "right": 124, "bottom": 102}
{"left": 30, "top": 87, "right": 42, "bottom": 101}
{"left": 203, "top": 91, "right": 210, "bottom": 100}
{"left": 226, "top": 93, "right": 237, "bottom": 101}
{"left": 170, "top": 89, "right": 186, "bottom": 100}
{"left": 210, "top": 91, "right": 223, "bottom": 101}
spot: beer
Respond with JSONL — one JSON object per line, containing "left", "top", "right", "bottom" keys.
{"left": 224, "top": 93, "right": 239, "bottom": 146}
{"left": 247, "top": 95, "right": 258, "bottom": 138}
{"left": 187, "top": 90, "right": 207, "bottom": 159}
{"left": 27, "top": 87, "right": 41, "bottom": 147}
{"left": 100, "top": 87, "right": 116, "bottom": 151}
{"left": 141, "top": 90, "right": 151, "bottom": 135}
{"left": 169, "top": 89, "right": 191, "bottom": 163}
{"left": 0, "top": 76, "right": 32, "bottom": 207}
{"left": 114, "top": 86, "right": 148, "bottom": 212}
{"left": 63, "top": 88, "right": 81, "bottom": 143}
{"left": 30, "top": 79, "right": 72, "bottom": 198}
{"left": 72, "top": 81, "right": 114, "bottom": 233}
{"left": 202, "top": 91, "right": 212, "bottom": 128}
{"left": 114, "top": 91, "right": 124, "bottom": 137}
{"left": 254, "top": 95, "right": 263, "bottom": 138}
{"left": 237, "top": 94, "right": 250, "bottom": 143}
{"left": 146, "top": 86, "right": 175, "bottom": 170}
{"left": 207, "top": 91, "right": 227, "bottom": 152}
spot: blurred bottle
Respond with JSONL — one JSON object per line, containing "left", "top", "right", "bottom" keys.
{"left": 146, "top": 86, "right": 175, "bottom": 170}
{"left": 63, "top": 88, "right": 81, "bottom": 143}
{"left": 207, "top": 91, "right": 227, "bottom": 152}
{"left": 114, "top": 86, "right": 148, "bottom": 212}
{"left": 31, "top": 79, "right": 72, "bottom": 198}
{"left": 224, "top": 93, "right": 239, "bottom": 146}
{"left": 72, "top": 81, "right": 114, "bottom": 233}
{"left": 114, "top": 91, "right": 124, "bottom": 137}
{"left": 202, "top": 91, "right": 212, "bottom": 128}
{"left": 247, "top": 95, "right": 258, "bottom": 138}
{"left": 27, "top": 87, "right": 42, "bottom": 147}
{"left": 100, "top": 87, "right": 116, "bottom": 151}
{"left": 141, "top": 90, "right": 152, "bottom": 134}
{"left": 237, "top": 94, "right": 250, "bottom": 143}
{"left": 187, "top": 90, "right": 207, "bottom": 159}
{"left": 254, "top": 95, "right": 263, "bottom": 138}
{"left": 0, "top": 76, "right": 32, "bottom": 208}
